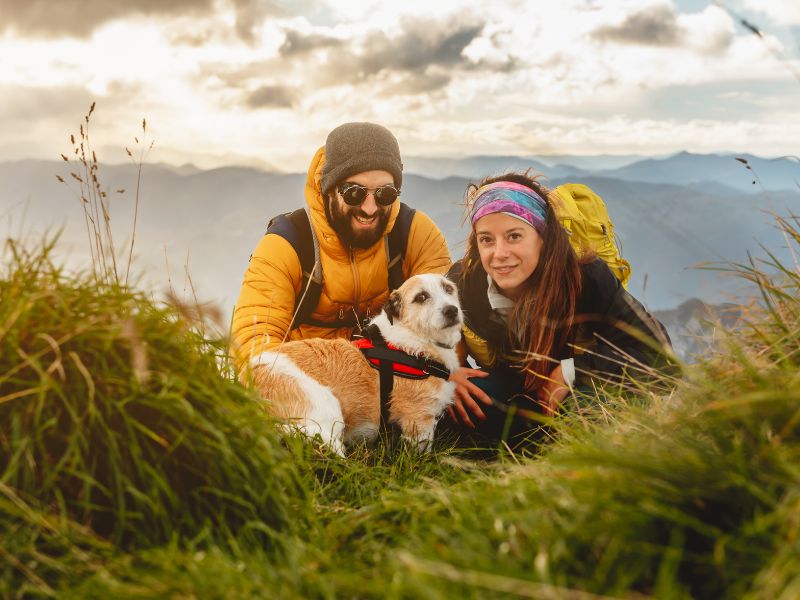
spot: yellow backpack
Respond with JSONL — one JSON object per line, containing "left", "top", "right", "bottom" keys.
{"left": 551, "top": 183, "right": 632, "bottom": 288}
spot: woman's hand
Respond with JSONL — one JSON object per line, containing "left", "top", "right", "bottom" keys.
{"left": 448, "top": 367, "right": 492, "bottom": 428}
{"left": 537, "top": 364, "right": 570, "bottom": 415}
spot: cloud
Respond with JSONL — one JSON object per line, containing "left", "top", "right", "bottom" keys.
{"left": 590, "top": 3, "right": 733, "bottom": 54}
{"left": 0, "top": 0, "right": 314, "bottom": 42}
{"left": 740, "top": 1, "right": 800, "bottom": 26}
{"left": 0, "top": 0, "right": 215, "bottom": 38}
{"left": 593, "top": 4, "right": 683, "bottom": 46}
{"left": 4, "top": 0, "right": 792, "bottom": 169}
{"left": 278, "top": 28, "right": 343, "bottom": 57}
{"left": 246, "top": 85, "right": 297, "bottom": 108}
{"left": 0, "top": 85, "right": 94, "bottom": 122}
{"left": 0, "top": 84, "right": 151, "bottom": 164}
{"left": 290, "top": 17, "right": 498, "bottom": 93}
{"left": 167, "top": 29, "right": 218, "bottom": 48}
{"left": 210, "top": 15, "right": 503, "bottom": 105}
{"left": 230, "top": 0, "right": 315, "bottom": 43}
{"left": 358, "top": 20, "right": 484, "bottom": 75}
{"left": 379, "top": 70, "right": 452, "bottom": 96}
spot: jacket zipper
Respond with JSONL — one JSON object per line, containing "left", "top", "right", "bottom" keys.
{"left": 350, "top": 247, "right": 360, "bottom": 319}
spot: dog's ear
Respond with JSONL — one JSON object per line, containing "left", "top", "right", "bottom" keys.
{"left": 384, "top": 290, "right": 401, "bottom": 324}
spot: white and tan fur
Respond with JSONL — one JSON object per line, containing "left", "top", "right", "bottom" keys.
{"left": 250, "top": 273, "right": 463, "bottom": 455}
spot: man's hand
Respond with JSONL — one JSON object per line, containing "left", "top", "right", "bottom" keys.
{"left": 537, "top": 364, "right": 570, "bottom": 416}
{"left": 448, "top": 367, "right": 492, "bottom": 428}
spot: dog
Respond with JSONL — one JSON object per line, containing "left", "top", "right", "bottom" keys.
{"left": 250, "top": 273, "right": 463, "bottom": 455}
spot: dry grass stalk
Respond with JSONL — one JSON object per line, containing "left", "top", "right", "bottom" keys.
{"left": 56, "top": 103, "right": 152, "bottom": 289}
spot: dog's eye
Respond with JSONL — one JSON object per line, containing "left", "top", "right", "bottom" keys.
{"left": 413, "top": 292, "right": 429, "bottom": 303}
{"left": 442, "top": 283, "right": 455, "bottom": 295}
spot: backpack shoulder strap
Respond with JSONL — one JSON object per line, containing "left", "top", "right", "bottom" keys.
{"left": 266, "top": 207, "right": 323, "bottom": 329}
{"left": 386, "top": 202, "right": 416, "bottom": 291}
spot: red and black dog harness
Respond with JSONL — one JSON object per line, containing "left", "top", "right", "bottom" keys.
{"left": 352, "top": 323, "right": 450, "bottom": 429}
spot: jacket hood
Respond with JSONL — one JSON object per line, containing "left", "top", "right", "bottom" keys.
{"left": 304, "top": 146, "right": 401, "bottom": 261}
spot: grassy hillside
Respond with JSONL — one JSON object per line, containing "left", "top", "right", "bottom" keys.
{"left": 2, "top": 217, "right": 799, "bottom": 599}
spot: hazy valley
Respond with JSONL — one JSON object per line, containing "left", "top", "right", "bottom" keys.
{"left": 2, "top": 151, "right": 798, "bottom": 356}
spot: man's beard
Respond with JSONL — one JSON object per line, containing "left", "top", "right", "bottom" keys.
{"left": 328, "top": 197, "right": 391, "bottom": 249}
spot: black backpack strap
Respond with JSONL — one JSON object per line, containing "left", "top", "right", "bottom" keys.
{"left": 362, "top": 325, "right": 400, "bottom": 433}
{"left": 379, "top": 358, "right": 394, "bottom": 426}
{"left": 386, "top": 202, "right": 416, "bottom": 291}
{"left": 266, "top": 208, "right": 323, "bottom": 330}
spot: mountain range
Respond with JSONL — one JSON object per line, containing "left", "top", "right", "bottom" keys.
{"left": 405, "top": 151, "right": 800, "bottom": 193}
{"left": 2, "top": 151, "right": 798, "bottom": 354}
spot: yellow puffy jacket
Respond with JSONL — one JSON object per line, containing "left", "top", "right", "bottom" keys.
{"left": 231, "top": 146, "right": 452, "bottom": 369}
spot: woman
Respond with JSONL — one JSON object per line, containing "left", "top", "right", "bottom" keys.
{"left": 445, "top": 172, "right": 674, "bottom": 442}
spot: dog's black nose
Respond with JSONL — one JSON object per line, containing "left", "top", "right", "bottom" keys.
{"left": 442, "top": 305, "right": 459, "bottom": 322}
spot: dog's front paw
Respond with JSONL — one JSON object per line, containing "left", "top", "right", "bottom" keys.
{"left": 402, "top": 428, "right": 435, "bottom": 453}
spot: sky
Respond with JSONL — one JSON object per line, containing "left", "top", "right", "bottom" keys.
{"left": 1, "top": 0, "right": 798, "bottom": 171}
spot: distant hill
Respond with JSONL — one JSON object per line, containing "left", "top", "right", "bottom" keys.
{"left": 653, "top": 298, "right": 744, "bottom": 362}
{"left": 404, "top": 152, "right": 800, "bottom": 193}
{"left": 402, "top": 155, "right": 553, "bottom": 181}
{"left": 537, "top": 154, "right": 658, "bottom": 171}
{"left": 601, "top": 152, "right": 800, "bottom": 193}
{"left": 2, "top": 158, "right": 796, "bottom": 323}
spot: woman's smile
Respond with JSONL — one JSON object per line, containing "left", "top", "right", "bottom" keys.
{"left": 491, "top": 264, "right": 518, "bottom": 276}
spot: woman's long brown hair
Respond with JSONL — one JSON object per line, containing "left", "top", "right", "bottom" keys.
{"left": 464, "top": 172, "right": 584, "bottom": 391}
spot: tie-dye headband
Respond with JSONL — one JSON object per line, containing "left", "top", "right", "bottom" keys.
{"left": 469, "top": 181, "right": 548, "bottom": 233}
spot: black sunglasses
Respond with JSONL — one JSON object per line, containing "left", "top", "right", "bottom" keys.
{"left": 336, "top": 182, "right": 400, "bottom": 207}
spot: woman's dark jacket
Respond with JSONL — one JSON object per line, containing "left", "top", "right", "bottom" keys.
{"left": 447, "top": 258, "right": 674, "bottom": 387}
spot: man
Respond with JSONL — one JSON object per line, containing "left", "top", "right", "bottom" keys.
{"left": 231, "top": 122, "right": 452, "bottom": 369}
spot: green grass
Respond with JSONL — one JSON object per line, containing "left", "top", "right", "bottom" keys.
{"left": 0, "top": 237, "right": 311, "bottom": 552}
{"left": 2, "top": 216, "right": 800, "bottom": 598}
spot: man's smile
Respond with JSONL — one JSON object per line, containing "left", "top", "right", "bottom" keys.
{"left": 353, "top": 213, "right": 378, "bottom": 227}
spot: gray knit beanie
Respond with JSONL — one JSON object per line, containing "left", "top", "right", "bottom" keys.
{"left": 320, "top": 122, "right": 403, "bottom": 195}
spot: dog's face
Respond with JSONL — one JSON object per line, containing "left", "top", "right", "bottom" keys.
{"left": 384, "top": 273, "right": 463, "bottom": 348}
